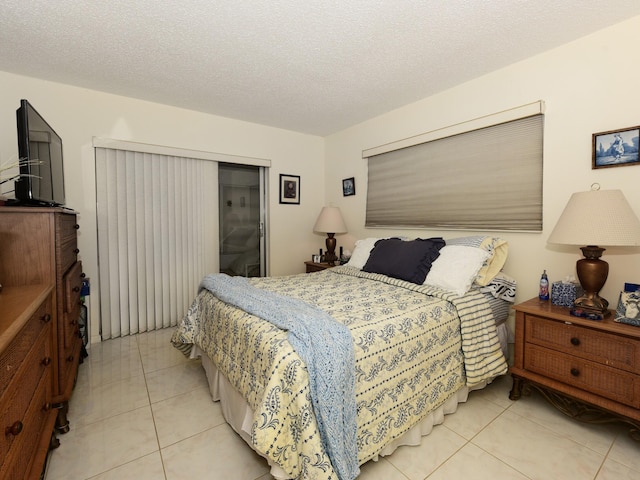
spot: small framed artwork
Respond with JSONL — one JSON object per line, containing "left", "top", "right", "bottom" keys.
{"left": 592, "top": 126, "right": 640, "bottom": 169}
{"left": 342, "top": 177, "right": 355, "bottom": 196}
{"left": 279, "top": 174, "right": 300, "bottom": 204}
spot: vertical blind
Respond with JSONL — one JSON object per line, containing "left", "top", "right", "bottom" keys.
{"left": 95, "top": 147, "right": 218, "bottom": 339}
{"left": 365, "top": 113, "right": 544, "bottom": 231}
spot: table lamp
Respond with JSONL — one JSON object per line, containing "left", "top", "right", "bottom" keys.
{"left": 313, "top": 206, "right": 347, "bottom": 264}
{"left": 547, "top": 187, "right": 640, "bottom": 316}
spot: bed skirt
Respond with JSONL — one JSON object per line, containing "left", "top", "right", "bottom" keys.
{"left": 193, "top": 318, "right": 508, "bottom": 480}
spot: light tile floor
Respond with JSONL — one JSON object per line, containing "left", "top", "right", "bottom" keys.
{"left": 45, "top": 328, "right": 640, "bottom": 480}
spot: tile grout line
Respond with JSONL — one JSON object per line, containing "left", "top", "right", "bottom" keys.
{"left": 136, "top": 332, "right": 170, "bottom": 480}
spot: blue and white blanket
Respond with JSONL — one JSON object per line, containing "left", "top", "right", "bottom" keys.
{"left": 198, "top": 274, "right": 358, "bottom": 480}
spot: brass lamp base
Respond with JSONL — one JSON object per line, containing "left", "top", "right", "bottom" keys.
{"left": 572, "top": 245, "right": 610, "bottom": 317}
{"left": 573, "top": 295, "right": 610, "bottom": 314}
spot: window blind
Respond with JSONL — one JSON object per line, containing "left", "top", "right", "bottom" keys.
{"left": 95, "top": 147, "right": 218, "bottom": 339}
{"left": 365, "top": 114, "right": 543, "bottom": 231}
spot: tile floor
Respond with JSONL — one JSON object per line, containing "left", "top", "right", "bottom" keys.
{"left": 45, "top": 328, "right": 639, "bottom": 480}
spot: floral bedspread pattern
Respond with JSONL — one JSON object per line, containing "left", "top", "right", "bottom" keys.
{"left": 172, "top": 266, "right": 507, "bottom": 480}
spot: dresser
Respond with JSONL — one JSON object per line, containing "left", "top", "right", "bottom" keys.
{"left": 0, "top": 207, "right": 84, "bottom": 435}
{"left": 510, "top": 297, "right": 640, "bottom": 435}
{"left": 0, "top": 284, "right": 58, "bottom": 479}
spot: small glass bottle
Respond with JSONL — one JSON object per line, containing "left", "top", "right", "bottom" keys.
{"left": 539, "top": 270, "right": 549, "bottom": 300}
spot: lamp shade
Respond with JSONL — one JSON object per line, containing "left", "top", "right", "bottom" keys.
{"left": 313, "top": 206, "right": 347, "bottom": 234}
{"left": 548, "top": 189, "right": 640, "bottom": 246}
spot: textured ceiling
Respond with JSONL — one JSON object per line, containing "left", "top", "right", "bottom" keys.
{"left": 1, "top": 1, "right": 639, "bottom": 136}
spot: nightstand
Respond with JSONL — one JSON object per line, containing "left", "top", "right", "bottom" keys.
{"left": 510, "top": 297, "right": 640, "bottom": 437}
{"left": 304, "top": 261, "right": 335, "bottom": 273}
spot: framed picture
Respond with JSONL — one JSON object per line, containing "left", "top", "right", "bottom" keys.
{"left": 615, "top": 291, "right": 640, "bottom": 326}
{"left": 342, "top": 177, "right": 355, "bottom": 196}
{"left": 592, "top": 126, "right": 640, "bottom": 169}
{"left": 279, "top": 174, "right": 300, "bottom": 204}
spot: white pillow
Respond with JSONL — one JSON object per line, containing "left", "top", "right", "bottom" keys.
{"left": 445, "top": 235, "right": 508, "bottom": 286}
{"left": 424, "top": 245, "right": 491, "bottom": 296}
{"left": 345, "top": 237, "right": 381, "bottom": 269}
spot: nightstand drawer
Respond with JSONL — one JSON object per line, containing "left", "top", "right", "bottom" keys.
{"left": 525, "top": 315, "right": 638, "bottom": 374}
{"left": 304, "top": 261, "right": 334, "bottom": 273}
{"left": 524, "top": 343, "right": 640, "bottom": 408}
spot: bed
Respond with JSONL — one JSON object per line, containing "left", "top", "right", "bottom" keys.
{"left": 171, "top": 235, "right": 515, "bottom": 480}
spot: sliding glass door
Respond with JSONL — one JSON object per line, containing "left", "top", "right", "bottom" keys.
{"left": 218, "top": 163, "right": 266, "bottom": 277}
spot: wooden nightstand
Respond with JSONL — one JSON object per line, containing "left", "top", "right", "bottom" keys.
{"left": 510, "top": 297, "right": 640, "bottom": 437}
{"left": 304, "top": 261, "right": 335, "bottom": 273}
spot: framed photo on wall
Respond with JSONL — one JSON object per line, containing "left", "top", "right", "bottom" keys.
{"left": 592, "top": 126, "right": 640, "bottom": 169}
{"left": 342, "top": 177, "right": 355, "bottom": 196}
{"left": 279, "top": 174, "right": 300, "bottom": 204}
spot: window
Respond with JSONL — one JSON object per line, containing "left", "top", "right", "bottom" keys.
{"left": 364, "top": 102, "right": 544, "bottom": 231}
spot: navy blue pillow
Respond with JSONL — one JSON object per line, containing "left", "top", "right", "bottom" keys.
{"left": 362, "top": 237, "right": 445, "bottom": 284}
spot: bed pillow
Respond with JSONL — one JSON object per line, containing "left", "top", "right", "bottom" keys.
{"left": 445, "top": 235, "right": 508, "bottom": 286}
{"left": 362, "top": 237, "right": 445, "bottom": 284}
{"left": 345, "top": 237, "right": 382, "bottom": 269}
{"left": 479, "top": 271, "right": 517, "bottom": 303}
{"left": 424, "top": 245, "right": 490, "bottom": 296}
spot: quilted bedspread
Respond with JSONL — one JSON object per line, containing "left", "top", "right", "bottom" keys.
{"left": 172, "top": 266, "right": 507, "bottom": 480}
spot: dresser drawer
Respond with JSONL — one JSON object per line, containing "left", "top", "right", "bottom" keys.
{"left": 525, "top": 314, "right": 638, "bottom": 374}
{"left": 64, "top": 261, "right": 84, "bottom": 314}
{"left": 524, "top": 343, "right": 639, "bottom": 408}
{"left": 0, "top": 327, "right": 51, "bottom": 466}
{"left": 0, "top": 299, "right": 51, "bottom": 399}
{"left": 56, "top": 213, "right": 79, "bottom": 274}
{"left": 0, "top": 372, "right": 52, "bottom": 479}
{"left": 62, "top": 308, "right": 81, "bottom": 351}
{"left": 58, "top": 336, "right": 82, "bottom": 400}
{"left": 61, "top": 262, "right": 82, "bottom": 351}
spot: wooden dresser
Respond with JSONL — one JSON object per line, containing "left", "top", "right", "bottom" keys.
{"left": 510, "top": 297, "right": 640, "bottom": 435}
{"left": 0, "top": 207, "right": 84, "bottom": 435}
{"left": 0, "top": 284, "right": 58, "bottom": 479}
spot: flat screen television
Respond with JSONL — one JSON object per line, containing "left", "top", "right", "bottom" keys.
{"left": 14, "top": 99, "right": 66, "bottom": 206}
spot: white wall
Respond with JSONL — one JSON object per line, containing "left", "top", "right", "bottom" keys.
{"left": 0, "top": 73, "right": 326, "bottom": 343}
{"left": 325, "top": 16, "right": 640, "bottom": 314}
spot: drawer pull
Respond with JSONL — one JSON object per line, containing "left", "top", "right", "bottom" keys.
{"left": 40, "top": 313, "right": 52, "bottom": 323}
{"left": 67, "top": 355, "right": 75, "bottom": 362}
{"left": 570, "top": 368, "right": 580, "bottom": 377}
{"left": 73, "top": 286, "right": 80, "bottom": 293}
{"left": 41, "top": 357, "right": 52, "bottom": 366}
{"left": 70, "top": 319, "right": 77, "bottom": 326}
{"left": 5, "top": 421, "right": 23, "bottom": 437}
{"left": 81, "top": 272, "right": 86, "bottom": 278}
{"left": 74, "top": 224, "right": 80, "bottom": 230}
{"left": 570, "top": 337, "right": 581, "bottom": 346}
{"left": 74, "top": 248, "right": 80, "bottom": 254}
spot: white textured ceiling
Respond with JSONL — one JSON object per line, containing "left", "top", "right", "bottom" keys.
{"left": 1, "top": 1, "right": 639, "bottom": 136}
